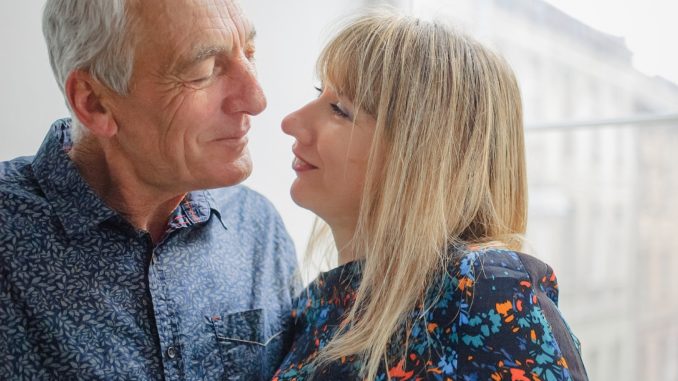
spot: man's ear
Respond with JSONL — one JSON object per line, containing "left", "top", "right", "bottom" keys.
{"left": 64, "top": 70, "right": 118, "bottom": 138}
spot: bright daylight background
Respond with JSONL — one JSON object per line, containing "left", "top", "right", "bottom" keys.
{"left": 1, "top": 1, "right": 677, "bottom": 380}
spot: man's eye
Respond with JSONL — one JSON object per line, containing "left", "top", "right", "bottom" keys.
{"left": 185, "top": 59, "right": 217, "bottom": 85}
{"left": 191, "top": 74, "right": 213, "bottom": 84}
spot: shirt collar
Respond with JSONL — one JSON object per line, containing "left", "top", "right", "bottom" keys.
{"left": 33, "top": 119, "right": 118, "bottom": 237}
{"left": 165, "top": 190, "right": 227, "bottom": 233}
{"left": 33, "top": 119, "right": 226, "bottom": 237}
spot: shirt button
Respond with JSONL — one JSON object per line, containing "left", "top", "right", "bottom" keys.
{"left": 166, "top": 346, "right": 177, "bottom": 359}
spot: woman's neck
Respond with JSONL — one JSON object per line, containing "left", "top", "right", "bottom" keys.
{"left": 330, "top": 225, "right": 359, "bottom": 265}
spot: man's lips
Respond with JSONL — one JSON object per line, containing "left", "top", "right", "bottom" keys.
{"left": 212, "top": 127, "right": 250, "bottom": 150}
{"left": 213, "top": 121, "right": 251, "bottom": 141}
{"left": 214, "top": 130, "right": 250, "bottom": 142}
{"left": 214, "top": 134, "right": 248, "bottom": 142}
{"left": 213, "top": 135, "right": 249, "bottom": 150}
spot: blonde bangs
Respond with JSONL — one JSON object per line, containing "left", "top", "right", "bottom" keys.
{"left": 315, "top": 34, "right": 361, "bottom": 104}
{"left": 315, "top": 14, "right": 407, "bottom": 117}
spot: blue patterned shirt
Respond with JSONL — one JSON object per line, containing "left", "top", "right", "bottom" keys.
{"left": 0, "top": 119, "right": 300, "bottom": 380}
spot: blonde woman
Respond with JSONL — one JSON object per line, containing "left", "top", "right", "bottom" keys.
{"left": 274, "top": 11, "right": 588, "bottom": 381}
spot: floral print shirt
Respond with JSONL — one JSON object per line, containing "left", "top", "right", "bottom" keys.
{"left": 274, "top": 248, "right": 588, "bottom": 380}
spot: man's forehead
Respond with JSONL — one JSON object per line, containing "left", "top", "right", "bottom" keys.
{"left": 134, "top": 0, "right": 255, "bottom": 61}
{"left": 135, "top": 0, "right": 253, "bottom": 35}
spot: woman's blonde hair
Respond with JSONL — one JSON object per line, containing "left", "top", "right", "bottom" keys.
{"left": 310, "top": 9, "right": 527, "bottom": 380}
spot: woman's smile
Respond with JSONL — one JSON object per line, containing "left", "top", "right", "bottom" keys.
{"left": 292, "top": 155, "right": 318, "bottom": 172}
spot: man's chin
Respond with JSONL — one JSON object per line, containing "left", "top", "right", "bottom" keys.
{"left": 213, "top": 157, "right": 253, "bottom": 189}
{"left": 190, "top": 151, "right": 253, "bottom": 190}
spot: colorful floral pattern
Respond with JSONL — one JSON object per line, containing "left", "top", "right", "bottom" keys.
{"left": 273, "top": 248, "right": 588, "bottom": 380}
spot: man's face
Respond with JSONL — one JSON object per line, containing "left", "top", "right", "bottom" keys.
{"left": 106, "top": 0, "right": 266, "bottom": 193}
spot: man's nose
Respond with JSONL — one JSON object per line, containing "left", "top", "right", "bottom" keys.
{"left": 224, "top": 58, "right": 267, "bottom": 115}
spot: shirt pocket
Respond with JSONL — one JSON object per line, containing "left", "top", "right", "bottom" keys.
{"left": 208, "top": 308, "right": 285, "bottom": 380}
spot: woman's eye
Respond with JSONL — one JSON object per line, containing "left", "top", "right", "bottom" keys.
{"left": 330, "top": 103, "right": 350, "bottom": 119}
{"left": 314, "top": 85, "right": 351, "bottom": 119}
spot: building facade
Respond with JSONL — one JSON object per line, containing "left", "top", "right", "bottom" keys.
{"left": 410, "top": 0, "right": 678, "bottom": 379}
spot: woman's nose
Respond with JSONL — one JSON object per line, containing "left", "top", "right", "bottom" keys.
{"left": 281, "top": 107, "right": 312, "bottom": 144}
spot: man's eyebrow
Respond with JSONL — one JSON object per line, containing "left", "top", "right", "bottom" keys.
{"left": 176, "top": 46, "right": 227, "bottom": 72}
{"left": 195, "top": 46, "right": 226, "bottom": 62}
{"left": 175, "top": 28, "right": 257, "bottom": 73}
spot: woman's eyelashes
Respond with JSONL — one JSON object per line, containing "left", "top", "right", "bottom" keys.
{"left": 314, "top": 86, "right": 352, "bottom": 120}
{"left": 331, "top": 103, "right": 351, "bottom": 119}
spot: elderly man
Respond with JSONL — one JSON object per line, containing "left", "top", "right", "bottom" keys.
{"left": 0, "top": 0, "right": 299, "bottom": 379}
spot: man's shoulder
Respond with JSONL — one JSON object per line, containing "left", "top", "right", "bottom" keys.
{"left": 0, "top": 157, "right": 53, "bottom": 264}
{"left": 0, "top": 156, "right": 36, "bottom": 191}
{"left": 0, "top": 155, "right": 34, "bottom": 178}
{"left": 0, "top": 156, "right": 49, "bottom": 215}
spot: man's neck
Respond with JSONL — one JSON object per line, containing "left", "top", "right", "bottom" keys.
{"left": 68, "top": 137, "right": 185, "bottom": 244}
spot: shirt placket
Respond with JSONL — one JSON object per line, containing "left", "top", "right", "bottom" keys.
{"left": 147, "top": 234, "right": 186, "bottom": 380}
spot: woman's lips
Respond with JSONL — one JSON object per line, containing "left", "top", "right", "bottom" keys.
{"left": 292, "top": 155, "right": 317, "bottom": 171}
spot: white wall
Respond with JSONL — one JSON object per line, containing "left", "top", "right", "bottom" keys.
{"left": 0, "top": 2, "right": 67, "bottom": 159}
{"left": 0, "top": 1, "right": 374, "bottom": 257}
{"left": 241, "top": 1, "right": 372, "bottom": 256}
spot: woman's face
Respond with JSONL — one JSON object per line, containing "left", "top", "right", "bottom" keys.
{"left": 281, "top": 84, "right": 378, "bottom": 228}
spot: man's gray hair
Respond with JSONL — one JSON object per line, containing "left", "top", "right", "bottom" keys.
{"left": 43, "top": 0, "right": 137, "bottom": 142}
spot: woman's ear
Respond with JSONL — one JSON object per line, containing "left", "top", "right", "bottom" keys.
{"left": 64, "top": 70, "right": 118, "bottom": 138}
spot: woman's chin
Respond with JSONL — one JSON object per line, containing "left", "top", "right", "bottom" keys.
{"left": 291, "top": 182, "right": 328, "bottom": 220}
{"left": 289, "top": 181, "right": 309, "bottom": 209}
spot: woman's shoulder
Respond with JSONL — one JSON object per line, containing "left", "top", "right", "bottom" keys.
{"left": 430, "top": 246, "right": 562, "bottom": 329}
{"left": 447, "top": 246, "right": 559, "bottom": 303}
{"left": 418, "top": 246, "right": 564, "bottom": 351}
{"left": 423, "top": 247, "right": 585, "bottom": 380}
{"left": 453, "top": 246, "right": 547, "bottom": 278}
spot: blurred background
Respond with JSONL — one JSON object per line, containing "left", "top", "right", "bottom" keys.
{"left": 1, "top": 1, "right": 676, "bottom": 380}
